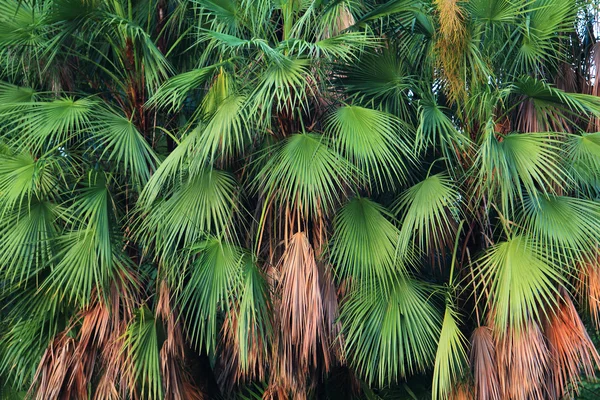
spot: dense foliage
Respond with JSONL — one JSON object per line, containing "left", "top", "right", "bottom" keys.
{"left": 2, "top": 0, "right": 600, "bottom": 398}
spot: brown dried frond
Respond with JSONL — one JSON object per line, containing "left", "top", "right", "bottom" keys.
{"left": 516, "top": 98, "right": 571, "bottom": 133}
{"left": 156, "top": 280, "right": 205, "bottom": 399}
{"left": 496, "top": 321, "right": 548, "bottom": 400}
{"left": 216, "top": 306, "right": 268, "bottom": 391}
{"left": 94, "top": 320, "right": 129, "bottom": 400}
{"left": 449, "top": 381, "right": 474, "bottom": 400}
{"left": 30, "top": 334, "right": 87, "bottom": 400}
{"left": 578, "top": 253, "right": 600, "bottom": 329}
{"left": 434, "top": 0, "right": 468, "bottom": 101}
{"left": 544, "top": 288, "right": 600, "bottom": 399}
{"left": 470, "top": 326, "right": 500, "bottom": 400}
{"left": 270, "top": 232, "right": 330, "bottom": 396}
{"left": 319, "top": 261, "right": 344, "bottom": 363}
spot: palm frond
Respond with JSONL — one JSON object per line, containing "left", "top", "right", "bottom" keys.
{"left": 0, "top": 97, "right": 96, "bottom": 152}
{"left": 416, "top": 96, "right": 471, "bottom": 163}
{"left": 432, "top": 304, "right": 468, "bottom": 400}
{"left": 394, "top": 173, "right": 459, "bottom": 261}
{"left": 330, "top": 197, "right": 402, "bottom": 285}
{"left": 475, "top": 235, "right": 564, "bottom": 332}
{"left": 250, "top": 57, "right": 312, "bottom": 121}
{"left": 93, "top": 107, "right": 158, "bottom": 187}
{"left": 43, "top": 178, "right": 128, "bottom": 305}
{"left": 0, "top": 151, "right": 58, "bottom": 215}
{"left": 122, "top": 308, "right": 163, "bottom": 400}
{"left": 0, "top": 200, "right": 57, "bottom": 283}
{"left": 517, "top": 194, "right": 600, "bottom": 264}
{"left": 470, "top": 326, "right": 500, "bottom": 400}
{"left": 566, "top": 132, "right": 600, "bottom": 194}
{"left": 544, "top": 289, "right": 600, "bottom": 399}
{"left": 475, "top": 129, "right": 568, "bottom": 213}
{"left": 138, "top": 167, "right": 239, "bottom": 259}
{"left": 147, "top": 64, "right": 221, "bottom": 112}
{"left": 276, "top": 232, "right": 329, "bottom": 378}
{"left": 325, "top": 105, "right": 413, "bottom": 189}
{"left": 177, "top": 237, "right": 244, "bottom": 351}
{"left": 496, "top": 322, "right": 548, "bottom": 400}
{"left": 340, "top": 277, "right": 441, "bottom": 386}
{"left": 255, "top": 132, "right": 355, "bottom": 216}
{"left": 195, "top": 93, "right": 250, "bottom": 163}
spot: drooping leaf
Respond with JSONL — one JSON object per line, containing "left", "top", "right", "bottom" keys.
{"left": 475, "top": 235, "right": 564, "bottom": 332}
{"left": 330, "top": 197, "right": 402, "bottom": 285}
{"left": 432, "top": 304, "right": 468, "bottom": 400}
{"left": 326, "top": 105, "right": 413, "bottom": 188}
{"left": 255, "top": 132, "right": 355, "bottom": 216}
{"left": 341, "top": 277, "right": 441, "bottom": 386}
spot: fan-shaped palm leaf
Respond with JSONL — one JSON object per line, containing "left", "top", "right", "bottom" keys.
{"left": 122, "top": 307, "right": 163, "bottom": 400}
{"left": 517, "top": 194, "right": 600, "bottom": 264}
{"left": 432, "top": 304, "right": 468, "bottom": 400}
{"left": 470, "top": 326, "right": 501, "bottom": 400}
{"left": 330, "top": 197, "right": 402, "bottom": 285}
{"left": 325, "top": 105, "right": 413, "bottom": 189}
{"left": 177, "top": 237, "right": 244, "bottom": 351}
{"left": 475, "top": 129, "right": 568, "bottom": 213}
{"left": 340, "top": 276, "right": 441, "bottom": 386}
{"left": 0, "top": 200, "right": 56, "bottom": 283}
{"left": 93, "top": 108, "right": 158, "bottom": 187}
{"left": 475, "top": 235, "right": 564, "bottom": 332}
{"left": 138, "top": 167, "right": 239, "bottom": 258}
{"left": 255, "top": 132, "right": 355, "bottom": 216}
{"left": 0, "top": 152, "right": 58, "bottom": 214}
{"left": 0, "top": 97, "right": 96, "bottom": 151}
{"left": 416, "top": 97, "right": 471, "bottom": 163}
{"left": 394, "top": 173, "right": 459, "bottom": 260}
{"left": 566, "top": 132, "right": 600, "bottom": 194}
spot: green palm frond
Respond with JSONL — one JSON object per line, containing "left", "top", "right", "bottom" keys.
{"left": 517, "top": 194, "right": 600, "bottom": 264}
{"left": 92, "top": 108, "right": 158, "bottom": 187}
{"left": 511, "top": 78, "right": 600, "bottom": 127}
{"left": 475, "top": 235, "right": 564, "bottom": 332}
{"left": 468, "top": 0, "right": 523, "bottom": 24}
{"left": 566, "top": 132, "right": 600, "bottom": 194}
{"left": 0, "top": 200, "right": 57, "bottom": 283}
{"left": 0, "top": 97, "right": 96, "bottom": 152}
{"left": 177, "top": 237, "right": 244, "bottom": 351}
{"left": 138, "top": 133, "right": 198, "bottom": 207}
{"left": 281, "top": 32, "right": 376, "bottom": 63}
{"left": 326, "top": 105, "right": 413, "bottom": 189}
{"left": 0, "top": 152, "right": 58, "bottom": 214}
{"left": 394, "top": 173, "right": 460, "bottom": 259}
{"left": 432, "top": 304, "right": 468, "bottom": 400}
{"left": 195, "top": 93, "right": 250, "bottom": 163}
{"left": 341, "top": 276, "right": 441, "bottom": 386}
{"left": 235, "top": 255, "right": 272, "bottom": 371}
{"left": 43, "top": 177, "right": 127, "bottom": 305}
{"left": 100, "top": 14, "right": 172, "bottom": 91}
{"left": 475, "top": 128, "right": 568, "bottom": 213}
{"left": 138, "top": 167, "right": 239, "bottom": 258}
{"left": 338, "top": 46, "right": 415, "bottom": 117}
{"left": 416, "top": 97, "right": 471, "bottom": 163}
{"left": 0, "top": 317, "right": 55, "bottom": 390}
{"left": 250, "top": 57, "right": 312, "bottom": 120}
{"left": 508, "top": 0, "right": 576, "bottom": 75}
{"left": 147, "top": 64, "right": 221, "bottom": 112}
{"left": 123, "top": 308, "right": 163, "bottom": 400}
{"left": 330, "top": 197, "right": 402, "bottom": 285}
{"left": 0, "top": 82, "right": 36, "bottom": 107}
{"left": 255, "top": 132, "right": 355, "bottom": 216}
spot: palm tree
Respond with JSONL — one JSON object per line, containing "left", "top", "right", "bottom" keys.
{"left": 2, "top": 0, "right": 600, "bottom": 398}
